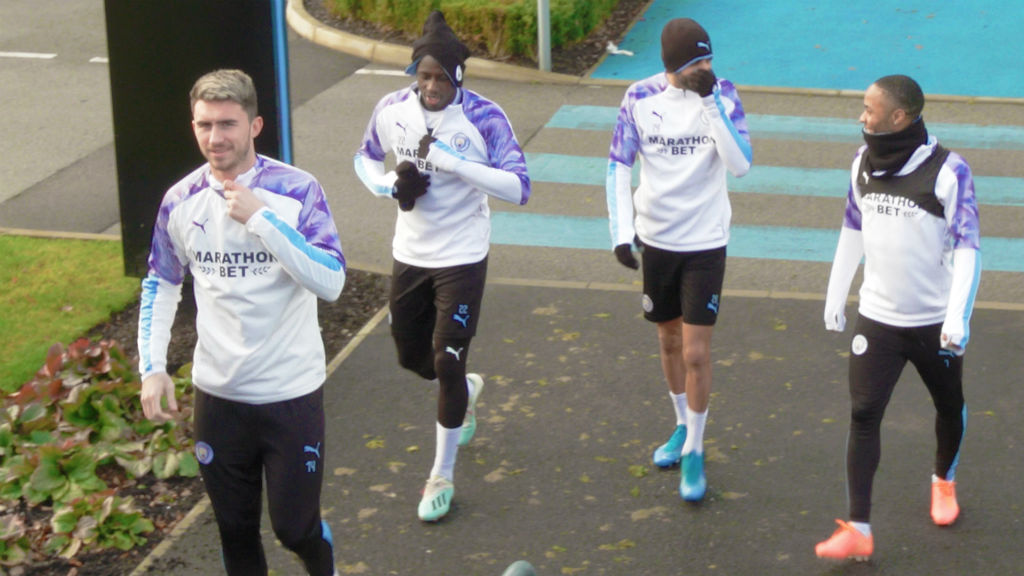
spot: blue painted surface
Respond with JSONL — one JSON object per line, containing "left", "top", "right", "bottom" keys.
{"left": 525, "top": 152, "right": 1024, "bottom": 207}
{"left": 547, "top": 105, "right": 1024, "bottom": 151}
{"left": 591, "top": 0, "right": 1024, "bottom": 99}
{"left": 490, "top": 212, "right": 1024, "bottom": 272}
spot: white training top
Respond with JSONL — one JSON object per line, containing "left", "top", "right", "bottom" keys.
{"left": 138, "top": 155, "right": 346, "bottom": 404}
{"left": 607, "top": 72, "right": 752, "bottom": 252}
{"left": 840, "top": 137, "right": 982, "bottom": 329}
{"left": 354, "top": 85, "right": 530, "bottom": 268}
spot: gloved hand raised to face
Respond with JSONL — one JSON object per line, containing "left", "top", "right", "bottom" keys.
{"left": 686, "top": 68, "right": 718, "bottom": 97}
{"left": 393, "top": 160, "right": 430, "bottom": 211}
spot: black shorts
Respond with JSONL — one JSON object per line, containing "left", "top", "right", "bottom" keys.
{"left": 641, "top": 245, "right": 726, "bottom": 325}
{"left": 390, "top": 257, "right": 488, "bottom": 340}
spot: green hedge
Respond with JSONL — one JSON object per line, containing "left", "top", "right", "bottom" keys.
{"left": 326, "top": 0, "right": 619, "bottom": 60}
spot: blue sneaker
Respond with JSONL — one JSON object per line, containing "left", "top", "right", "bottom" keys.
{"left": 458, "top": 374, "right": 484, "bottom": 446}
{"left": 418, "top": 476, "right": 454, "bottom": 522}
{"left": 652, "top": 425, "right": 687, "bottom": 468}
{"left": 679, "top": 452, "right": 706, "bottom": 501}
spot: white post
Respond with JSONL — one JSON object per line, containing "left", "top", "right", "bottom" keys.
{"left": 537, "top": 0, "right": 551, "bottom": 72}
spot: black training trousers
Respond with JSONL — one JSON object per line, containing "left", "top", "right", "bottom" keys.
{"left": 845, "top": 315, "right": 966, "bottom": 523}
{"left": 193, "top": 387, "right": 335, "bottom": 575}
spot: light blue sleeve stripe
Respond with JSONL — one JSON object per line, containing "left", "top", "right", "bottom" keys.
{"left": 138, "top": 274, "right": 159, "bottom": 374}
{"left": 961, "top": 251, "right": 982, "bottom": 348}
{"left": 606, "top": 160, "right": 620, "bottom": 246}
{"left": 714, "top": 91, "right": 753, "bottom": 164}
{"left": 353, "top": 153, "right": 393, "bottom": 197}
{"left": 433, "top": 138, "right": 468, "bottom": 161}
{"left": 261, "top": 210, "right": 343, "bottom": 272}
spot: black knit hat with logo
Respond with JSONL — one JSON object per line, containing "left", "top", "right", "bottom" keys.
{"left": 404, "top": 11, "right": 471, "bottom": 87}
{"left": 661, "top": 18, "right": 713, "bottom": 73}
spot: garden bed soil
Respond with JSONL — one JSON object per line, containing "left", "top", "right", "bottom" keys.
{"left": 303, "top": 0, "right": 651, "bottom": 76}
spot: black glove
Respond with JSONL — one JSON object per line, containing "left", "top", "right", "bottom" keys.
{"left": 393, "top": 161, "right": 429, "bottom": 211}
{"left": 686, "top": 68, "right": 717, "bottom": 97}
{"left": 614, "top": 243, "right": 639, "bottom": 270}
{"left": 417, "top": 134, "right": 436, "bottom": 160}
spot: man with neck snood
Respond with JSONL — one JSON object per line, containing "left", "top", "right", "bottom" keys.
{"left": 815, "top": 75, "right": 981, "bottom": 561}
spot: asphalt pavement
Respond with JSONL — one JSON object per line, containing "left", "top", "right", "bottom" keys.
{"left": 3, "top": 1, "right": 1023, "bottom": 575}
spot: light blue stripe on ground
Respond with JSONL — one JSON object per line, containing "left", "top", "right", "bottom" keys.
{"left": 546, "top": 105, "right": 1024, "bottom": 151}
{"left": 526, "top": 153, "right": 1024, "bottom": 206}
{"left": 490, "top": 212, "right": 1024, "bottom": 272}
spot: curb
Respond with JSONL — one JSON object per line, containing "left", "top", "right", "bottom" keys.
{"left": 285, "top": 0, "right": 597, "bottom": 87}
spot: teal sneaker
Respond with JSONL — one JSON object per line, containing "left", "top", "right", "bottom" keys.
{"left": 417, "top": 476, "right": 454, "bottom": 522}
{"left": 652, "top": 425, "right": 687, "bottom": 468}
{"left": 679, "top": 452, "right": 706, "bottom": 502}
{"left": 458, "top": 374, "right": 485, "bottom": 446}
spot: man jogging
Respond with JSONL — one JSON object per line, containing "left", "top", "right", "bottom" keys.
{"left": 354, "top": 11, "right": 530, "bottom": 522}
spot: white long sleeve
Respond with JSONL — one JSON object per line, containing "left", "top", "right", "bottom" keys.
{"left": 246, "top": 207, "right": 347, "bottom": 302}
{"left": 824, "top": 226, "right": 864, "bottom": 332}
{"left": 941, "top": 248, "right": 981, "bottom": 352}
{"left": 353, "top": 152, "right": 399, "bottom": 198}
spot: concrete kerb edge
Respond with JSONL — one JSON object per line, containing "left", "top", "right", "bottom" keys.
{"left": 0, "top": 227, "right": 120, "bottom": 242}
{"left": 286, "top": 0, "right": 584, "bottom": 86}
{"left": 286, "top": 0, "right": 1024, "bottom": 103}
{"left": 127, "top": 497, "right": 212, "bottom": 576}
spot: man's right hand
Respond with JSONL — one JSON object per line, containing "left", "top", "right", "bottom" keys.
{"left": 141, "top": 372, "right": 178, "bottom": 423}
{"left": 393, "top": 161, "right": 430, "bottom": 211}
{"left": 687, "top": 68, "right": 718, "bottom": 97}
{"left": 614, "top": 243, "right": 639, "bottom": 270}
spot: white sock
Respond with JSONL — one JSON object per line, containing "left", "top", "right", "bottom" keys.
{"left": 682, "top": 407, "right": 707, "bottom": 455}
{"left": 429, "top": 422, "right": 461, "bottom": 481}
{"left": 850, "top": 521, "right": 871, "bottom": 537}
{"left": 670, "top": 392, "right": 687, "bottom": 427}
{"left": 466, "top": 376, "right": 475, "bottom": 398}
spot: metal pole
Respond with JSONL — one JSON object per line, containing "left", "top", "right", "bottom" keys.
{"left": 537, "top": 0, "right": 551, "bottom": 72}
{"left": 270, "top": 0, "right": 293, "bottom": 165}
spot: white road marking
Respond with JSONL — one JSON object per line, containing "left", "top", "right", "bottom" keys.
{"left": 355, "top": 67, "right": 405, "bottom": 77}
{"left": 0, "top": 51, "right": 57, "bottom": 59}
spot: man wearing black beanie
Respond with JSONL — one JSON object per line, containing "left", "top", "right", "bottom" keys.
{"left": 354, "top": 10, "right": 531, "bottom": 523}
{"left": 606, "top": 17, "right": 752, "bottom": 503}
{"left": 816, "top": 74, "right": 980, "bottom": 561}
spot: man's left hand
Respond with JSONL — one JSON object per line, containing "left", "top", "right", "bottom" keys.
{"left": 940, "top": 332, "right": 965, "bottom": 356}
{"left": 224, "top": 180, "right": 266, "bottom": 224}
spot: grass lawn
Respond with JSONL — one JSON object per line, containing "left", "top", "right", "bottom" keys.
{"left": 0, "top": 234, "right": 140, "bottom": 393}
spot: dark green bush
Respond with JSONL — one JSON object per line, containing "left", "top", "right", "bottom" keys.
{"left": 326, "top": 0, "right": 619, "bottom": 60}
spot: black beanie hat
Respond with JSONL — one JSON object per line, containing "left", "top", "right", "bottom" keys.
{"left": 661, "top": 18, "right": 712, "bottom": 73}
{"left": 405, "top": 11, "right": 471, "bottom": 87}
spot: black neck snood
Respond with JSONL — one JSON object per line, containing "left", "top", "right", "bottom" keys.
{"left": 862, "top": 117, "right": 928, "bottom": 178}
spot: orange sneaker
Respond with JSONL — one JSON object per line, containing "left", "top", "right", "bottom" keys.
{"left": 815, "top": 519, "right": 873, "bottom": 561}
{"left": 931, "top": 478, "right": 959, "bottom": 526}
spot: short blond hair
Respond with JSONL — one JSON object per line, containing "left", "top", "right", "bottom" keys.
{"left": 189, "top": 69, "right": 258, "bottom": 120}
